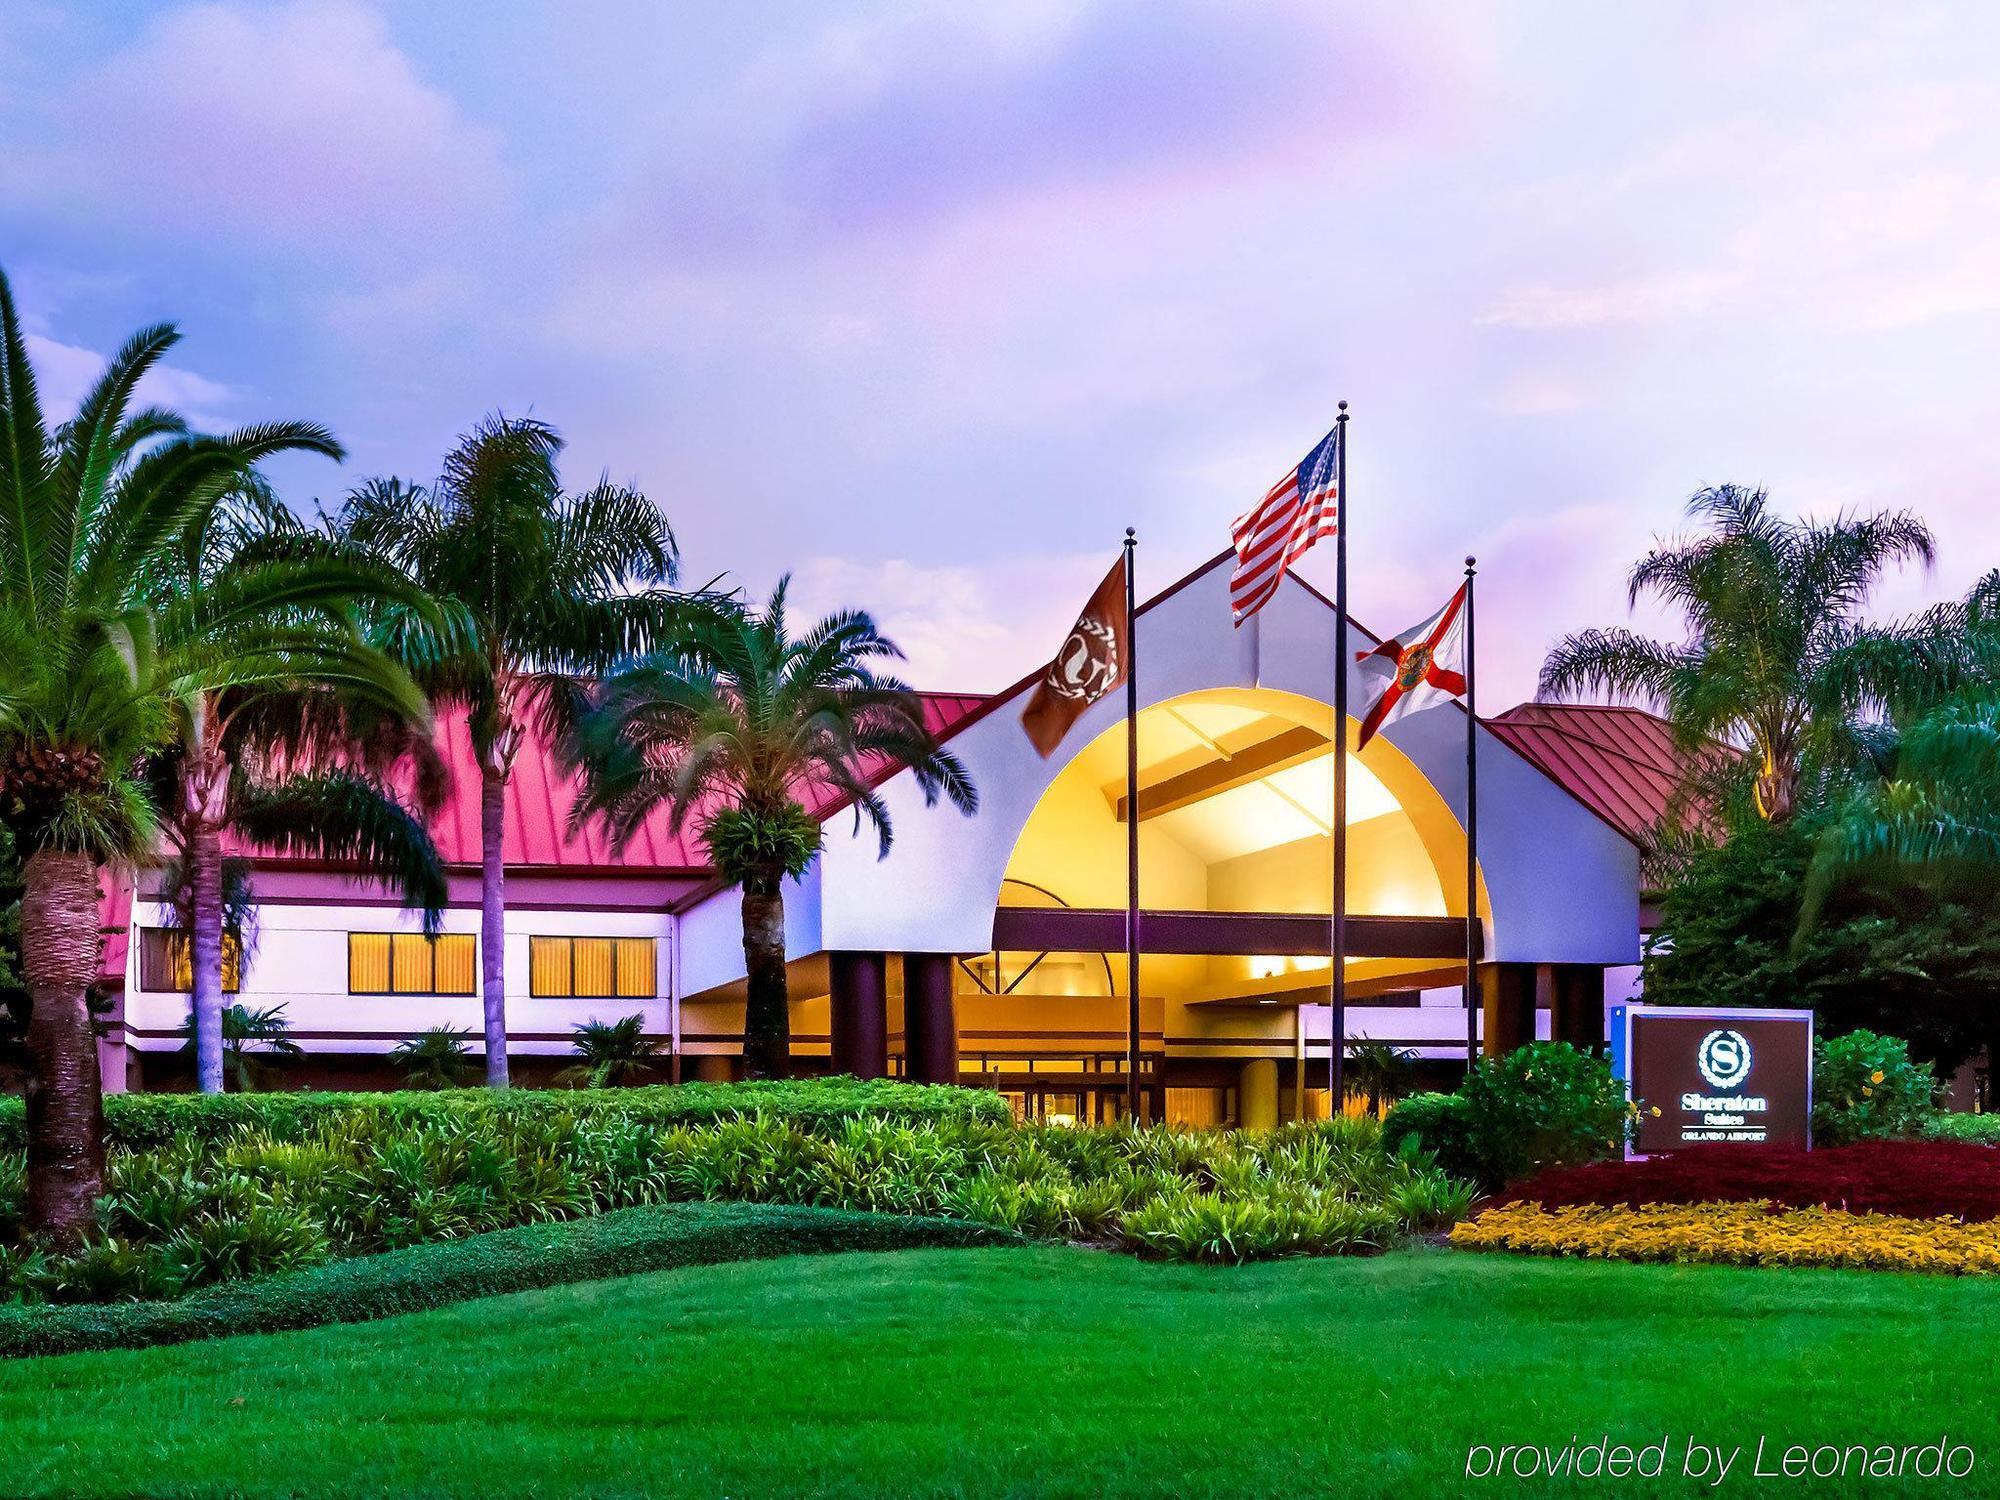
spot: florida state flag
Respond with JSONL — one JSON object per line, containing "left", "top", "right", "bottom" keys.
{"left": 1355, "top": 582, "right": 1468, "bottom": 749}
{"left": 1022, "top": 556, "right": 1130, "bottom": 757}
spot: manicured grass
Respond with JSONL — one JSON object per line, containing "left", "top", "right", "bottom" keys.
{"left": 5, "top": 1247, "right": 1998, "bottom": 1497}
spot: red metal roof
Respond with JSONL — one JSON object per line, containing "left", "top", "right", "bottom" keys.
{"left": 1483, "top": 702, "right": 1725, "bottom": 847}
{"left": 235, "top": 692, "right": 992, "bottom": 876}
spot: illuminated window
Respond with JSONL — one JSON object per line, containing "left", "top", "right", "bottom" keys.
{"left": 347, "top": 933, "right": 477, "bottom": 996}
{"left": 139, "top": 928, "right": 241, "bottom": 993}
{"left": 529, "top": 936, "right": 657, "bottom": 998}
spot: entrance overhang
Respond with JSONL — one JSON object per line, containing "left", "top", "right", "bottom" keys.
{"left": 988, "top": 906, "right": 1477, "bottom": 961}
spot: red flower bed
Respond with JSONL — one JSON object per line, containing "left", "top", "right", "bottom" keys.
{"left": 1495, "top": 1140, "right": 2000, "bottom": 1223}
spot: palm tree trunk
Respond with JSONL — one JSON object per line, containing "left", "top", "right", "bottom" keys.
{"left": 180, "top": 749, "right": 232, "bottom": 1094}
{"left": 740, "top": 884, "right": 789, "bottom": 1079}
{"left": 189, "top": 820, "right": 226, "bottom": 1094}
{"left": 20, "top": 848, "right": 107, "bottom": 1245}
{"left": 480, "top": 766, "right": 510, "bottom": 1088}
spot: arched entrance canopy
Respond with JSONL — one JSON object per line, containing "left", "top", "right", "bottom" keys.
{"left": 986, "top": 685, "right": 1489, "bottom": 1002}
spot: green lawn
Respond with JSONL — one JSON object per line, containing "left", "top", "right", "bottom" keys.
{"left": 2, "top": 1245, "right": 1994, "bottom": 1498}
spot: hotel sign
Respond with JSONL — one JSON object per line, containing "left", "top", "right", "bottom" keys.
{"left": 1610, "top": 1005, "right": 1814, "bottom": 1154}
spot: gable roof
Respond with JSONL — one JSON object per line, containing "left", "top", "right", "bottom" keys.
{"left": 1483, "top": 702, "right": 1724, "bottom": 847}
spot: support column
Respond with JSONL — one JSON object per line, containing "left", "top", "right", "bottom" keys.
{"left": 1551, "top": 964, "right": 1605, "bottom": 1053}
{"left": 902, "top": 953, "right": 959, "bottom": 1085}
{"left": 1480, "top": 962, "right": 1536, "bottom": 1058}
{"left": 828, "top": 951, "right": 889, "bottom": 1079}
{"left": 1240, "top": 1058, "right": 1279, "bottom": 1132}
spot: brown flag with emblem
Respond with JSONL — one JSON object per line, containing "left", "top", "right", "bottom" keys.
{"left": 1021, "top": 555, "right": 1130, "bottom": 757}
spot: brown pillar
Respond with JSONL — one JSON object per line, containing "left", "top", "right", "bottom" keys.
{"left": 829, "top": 951, "right": 889, "bottom": 1078}
{"left": 902, "top": 953, "right": 960, "bottom": 1085}
{"left": 1551, "top": 964, "right": 1605, "bottom": 1053}
{"left": 1480, "top": 963, "right": 1536, "bottom": 1058}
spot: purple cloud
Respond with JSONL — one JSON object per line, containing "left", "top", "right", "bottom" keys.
{"left": 627, "top": 2, "right": 1435, "bottom": 260}
{"left": 4, "top": 1, "right": 505, "bottom": 253}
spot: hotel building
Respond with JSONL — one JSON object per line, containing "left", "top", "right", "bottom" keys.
{"left": 95, "top": 553, "right": 1696, "bottom": 1127}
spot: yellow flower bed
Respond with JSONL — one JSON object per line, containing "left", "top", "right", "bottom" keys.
{"left": 1451, "top": 1200, "right": 2000, "bottom": 1275}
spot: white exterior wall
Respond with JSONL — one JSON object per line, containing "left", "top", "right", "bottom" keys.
{"left": 122, "top": 896, "right": 675, "bottom": 1057}
{"left": 676, "top": 859, "right": 821, "bottom": 999}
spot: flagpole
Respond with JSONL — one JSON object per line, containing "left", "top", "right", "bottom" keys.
{"left": 1123, "top": 526, "right": 1143, "bottom": 1122}
{"left": 1464, "top": 555, "right": 1480, "bottom": 1073}
{"left": 1329, "top": 402, "right": 1349, "bottom": 1114}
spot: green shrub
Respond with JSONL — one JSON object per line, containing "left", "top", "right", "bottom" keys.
{"left": 0, "top": 1106, "right": 1479, "bottom": 1294}
{"left": 1458, "top": 1042, "right": 1627, "bottom": 1188}
{"left": 1380, "top": 1092, "right": 1480, "bottom": 1180}
{"left": 1813, "top": 1030, "right": 1936, "bottom": 1145}
{"left": 1920, "top": 1113, "right": 2000, "bottom": 1146}
{"left": 0, "top": 1076, "right": 1010, "bottom": 1151}
{"left": 1117, "top": 1192, "right": 1399, "bottom": 1264}
{"left": 0, "top": 1202, "right": 1014, "bottom": 1358}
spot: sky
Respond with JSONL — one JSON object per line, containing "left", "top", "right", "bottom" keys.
{"left": 3, "top": 0, "right": 1997, "bottom": 705}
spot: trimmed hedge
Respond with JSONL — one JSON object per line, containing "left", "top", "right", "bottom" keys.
{"left": 0, "top": 1201, "right": 1015, "bottom": 1359}
{"left": 0, "top": 1077, "right": 1010, "bottom": 1151}
{"left": 1924, "top": 1113, "right": 2000, "bottom": 1146}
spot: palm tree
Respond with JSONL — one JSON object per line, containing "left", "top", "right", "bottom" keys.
{"left": 177, "top": 1000, "right": 303, "bottom": 1093}
{"left": 557, "top": 1013, "right": 661, "bottom": 1088}
{"left": 391, "top": 1026, "right": 479, "bottom": 1090}
{"left": 1806, "top": 685, "right": 2000, "bottom": 911}
{"left": 0, "top": 265, "right": 344, "bottom": 1240}
{"left": 1344, "top": 1041, "right": 1417, "bottom": 1117}
{"left": 573, "top": 580, "right": 976, "bottom": 1078}
{"left": 336, "top": 416, "right": 688, "bottom": 1088}
{"left": 1541, "top": 486, "right": 1964, "bottom": 823}
{"left": 144, "top": 491, "right": 447, "bottom": 1092}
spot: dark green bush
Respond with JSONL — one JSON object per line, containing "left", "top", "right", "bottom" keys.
{"left": 0, "top": 1076, "right": 1010, "bottom": 1151}
{"left": 1813, "top": 1030, "right": 1936, "bottom": 1145}
{"left": 1460, "top": 1042, "right": 1628, "bottom": 1187}
{"left": 0, "top": 1202, "right": 1013, "bottom": 1358}
{"left": 1380, "top": 1092, "right": 1480, "bottom": 1180}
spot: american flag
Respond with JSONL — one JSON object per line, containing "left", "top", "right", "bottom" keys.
{"left": 1229, "top": 426, "right": 1339, "bottom": 625}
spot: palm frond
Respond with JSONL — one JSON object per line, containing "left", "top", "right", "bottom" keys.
{"left": 232, "top": 771, "right": 448, "bottom": 932}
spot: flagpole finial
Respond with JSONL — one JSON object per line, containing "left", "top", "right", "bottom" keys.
{"left": 1465, "top": 555, "right": 1477, "bottom": 573}
{"left": 1126, "top": 526, "right": 1136, "bottom": 541}
{"left": 1337, "top": 399, "right": 1348, "bottom": 414}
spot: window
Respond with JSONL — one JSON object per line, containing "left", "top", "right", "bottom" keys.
{"left": 529, "top": 936, "right": 657, "bottom": 999}
{"left": 139, "top": 928, "right": 241, "bottom": 993}
{"left": 348, "top": 933, "right": 477, "bottom": 996}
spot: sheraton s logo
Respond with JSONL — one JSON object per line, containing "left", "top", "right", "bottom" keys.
{"left": 1696, "top": 1029, "right": 1753, "bottom": 1090}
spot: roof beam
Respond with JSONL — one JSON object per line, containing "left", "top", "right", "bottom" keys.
{"left": 1112, "top": 723, "right": 1328, "bottom": 821}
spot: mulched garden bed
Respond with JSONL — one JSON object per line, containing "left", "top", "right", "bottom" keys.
{"left": 1496, "top": 1139, "right": 2000, "bottom": 1223}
